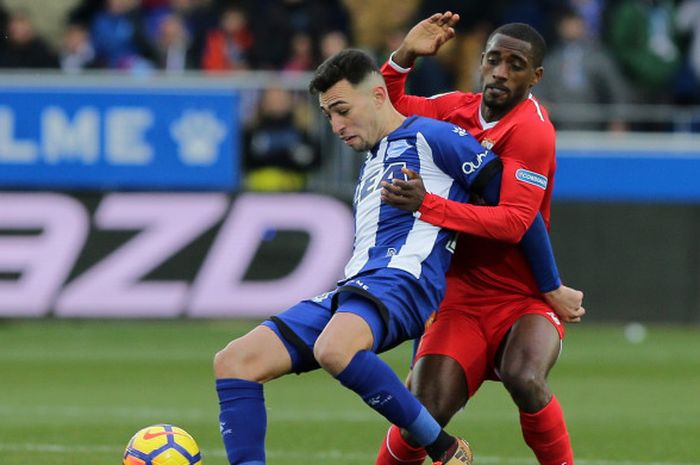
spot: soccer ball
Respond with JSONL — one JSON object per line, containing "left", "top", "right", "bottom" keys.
{"left": 123, "top": 424, "right": 202, "bottom": 465}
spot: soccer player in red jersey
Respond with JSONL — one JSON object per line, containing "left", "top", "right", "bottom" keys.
{"left": 375, "top": 12, "right": 585, "bottom": 465}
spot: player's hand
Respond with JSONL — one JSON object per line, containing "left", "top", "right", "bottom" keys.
{"left": 393, "top": 11, "right": 460, "bottom": 68}
{"left": 380, "top": 168, "right": 426, "bottom": 212}
{"left": 543, "top": 284, "right": 586, "bottom": 323}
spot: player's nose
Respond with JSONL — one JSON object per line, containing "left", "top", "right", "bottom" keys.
{"left": 492, "top": 62, "right": 508, "bottom": 80}
{"left": 330, "top": 115, "right": 345, "bottom": 135}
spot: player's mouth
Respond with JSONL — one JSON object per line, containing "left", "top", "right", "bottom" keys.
{"left": 485, "top": 85, "right": 509, "bottom": 97}
{"left": 343, "top": 135, "right": 357, "bottom": 145}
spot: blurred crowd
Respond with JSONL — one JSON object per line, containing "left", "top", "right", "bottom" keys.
{"left": 1, "top": 0, "right": 699, "bottom": 189}
{"left": 0, "top": 0, "right": 698, "bottom": 100}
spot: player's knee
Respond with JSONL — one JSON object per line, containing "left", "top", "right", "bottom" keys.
{"left": 500, "top": 364, "right": 547, "bottom": 400}
{"left": 416, "top": 392, "right": 459, "bottom": 426}
{"left": 214, "top": 338, "right": 265, "bottom": 382}
{"left": 428, "top": 403, "right": 456, "bottom": 427}
{"left": 313, "top": 336, "right": 352, "bottom": 375}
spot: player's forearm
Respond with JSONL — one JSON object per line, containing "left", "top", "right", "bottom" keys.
{"left": 392, "top": 47, "right": 417, "bottom": 69}
{"left": 477, "top": 172, "right": 561, "bottom": 291}
{"left": 418, "top": 193, "right": 531, "bottom": 243}
{"left": 418, "top": 194, "right": 561, "bottom": 292}
{"left": 381, "top": 58, "right": 452, "bottom": 120}
{"left": 520, "top": 213, "right": 562, "bottom": 293}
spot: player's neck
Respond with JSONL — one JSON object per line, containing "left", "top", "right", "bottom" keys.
{"left": 380, "top": 108, "right": 407, "bottom": 140}
{"left": 480, "top": 97, "right": 526, "bottom": 122}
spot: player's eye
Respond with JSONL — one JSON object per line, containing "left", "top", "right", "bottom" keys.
{"left": 336, "top": 108, "right": 349, "bottom": 116}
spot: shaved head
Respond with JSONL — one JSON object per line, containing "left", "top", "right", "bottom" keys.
{"left": 309, "top": 49, "right": 383, "bottom": 95}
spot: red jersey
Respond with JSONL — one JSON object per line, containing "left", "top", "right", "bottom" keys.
{"left": 381, "top": 59, "right": 556, "bottom": 303}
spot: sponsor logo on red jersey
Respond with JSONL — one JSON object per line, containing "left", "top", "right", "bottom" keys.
{"left": 515, "top": 168, "right": 548, "bottom": 189}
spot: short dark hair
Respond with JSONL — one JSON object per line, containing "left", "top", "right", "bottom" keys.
{"left": 487, "top": 23, "right": 547, "bottom": 67}
{"left": 309, "top": 48, "right": 380, "bottom": 94}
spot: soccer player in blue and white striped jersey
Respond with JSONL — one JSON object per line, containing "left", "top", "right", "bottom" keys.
{"left": 213, "top": 49, "right": 554, "bottom": 465}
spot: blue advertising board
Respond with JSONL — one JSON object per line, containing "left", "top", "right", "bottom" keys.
{"left": 554, "top": 134, "right": 700, "bottom": 203}
{"left": 0, "top": 87, "right": 239, "bottom": 190}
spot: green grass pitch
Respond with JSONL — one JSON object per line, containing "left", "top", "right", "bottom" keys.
{"left": 0, "top": 320, "right": 698, "bottom": 465}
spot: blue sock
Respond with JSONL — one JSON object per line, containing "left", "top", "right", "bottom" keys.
{"left": 216, "top": 378, "right": 266, "bottom": 465}
{"left": 335, "top": 350, "right": 441, "bottom": 446}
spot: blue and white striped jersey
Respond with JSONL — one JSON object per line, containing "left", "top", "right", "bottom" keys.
{"left": 343, "top": 115, "right": 499, "bottom": 292}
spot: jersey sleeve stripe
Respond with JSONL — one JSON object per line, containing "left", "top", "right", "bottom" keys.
{"left": 387, "top": 52, "right": 412, "bottom": 73}
{"left": 528, "top": 93, "right": 545, "bottom": 122}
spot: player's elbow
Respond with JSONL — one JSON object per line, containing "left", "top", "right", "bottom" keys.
{"left": 496, "top": 218, "right": 529, "bottom": 243}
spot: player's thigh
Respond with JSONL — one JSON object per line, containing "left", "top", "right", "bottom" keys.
{"left": 338, "top": 269, "right": 440, "bottom": 353}
{"left": 414, "top": 307, "right": 489, "bottom": 412}
{"left": 214, "top": 325, "right": 292, "bottom": 383}
{"left": 262, "top": 293, "right": 336, "bottom": 375}
{"left": 315, "top": 310, "right": 376, "bottom": 374}
{"left": 498, "top": 312, "right": 562, "bottom": 380}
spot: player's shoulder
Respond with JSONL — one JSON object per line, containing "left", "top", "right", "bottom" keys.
{"left": 395, "top": 115, "right": 479, "bottom": 146}
{"left": 426, "top": 89, "right": 477, "bottom": 103}
{"left": 431, "top": 90, "right": 480, "bottom": 115}
{"left": 504, "top": 94, "right": 555, "bottom": 140}
{"left": 518, "top": 95, "right": 554, "bottom": 130}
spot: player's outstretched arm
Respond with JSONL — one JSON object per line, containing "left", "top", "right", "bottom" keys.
{"left": 392, "top": 11, "right": 460, "bottom": 68}
{"left": 381, "top": 13, "right": 465, "bottom": 120}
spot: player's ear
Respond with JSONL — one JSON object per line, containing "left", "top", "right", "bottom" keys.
{"left": 531, "top": 66, "right": 544, "bottom": 86}
{"left": 373, "top": 85, "right": 388, "bottom": 107}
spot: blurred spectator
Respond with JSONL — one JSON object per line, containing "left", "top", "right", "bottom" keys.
{"left": 494, "top": 0, "right": 562, "bottom": 44}
{"left": 154, "top": 13, "right": 196, "bottom": 71}
{"left": 569, "top": 0, "right": 606, "bottom": 39}
{"left": 247, "top": 0, "right": 351, "bottom": 69}
{"left": 201, "top": 6, "right": 253, "bottom": 71}
{"left": 90, "top": 0, "right": 157, "bottom": 70}
{"left": 319, "top": 30, "right": 349, "bottom": 62}
{"left": 0, "top": 3, "right": 8, "bottom": 56}
{"left": 537, "top": 7, "right": 630, "bottom": 131}
{"left": 0, "top": 3, "right": 7, "bottom": 31}
{"left": 676, "top": 0, "right": 700, "bottom": 103}
{"left": 171, "top": 0, "right": 216, "bottom": 67}
{"left": 244, "top": 87, "right": 320, "bottom": 192}
{"left": 142, "top": 0, "right": 175, "bottom": 42}
{"left": 68, "top": 0, "right": 106, "bottom": 27}
{"left": 143, "top": 0, "right": 170, "bottom": 6}
{"left": 0, "top": 9, "right": 59, "bottom": 69}
{"left": 60, "top": 22, "right": 98, "bottom": 72}
{"left": 344, "top": 0, "right": 417, "bottom": 51}
{"left": 283, "top": 31, "right": 315, "bottom": 71}
{"left": 607, "top": 0, "right": 682, "bottom": 102}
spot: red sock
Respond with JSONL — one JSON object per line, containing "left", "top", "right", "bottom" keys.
{"left": 520, "top": 395, "right": 574, "bottom": 465}
{"left": 375, "top": 424, "right": 428, "bottom": 465}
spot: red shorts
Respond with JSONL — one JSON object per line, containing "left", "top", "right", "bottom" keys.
{"left": 414, "top": 297, "right": 565, "bottom": 398}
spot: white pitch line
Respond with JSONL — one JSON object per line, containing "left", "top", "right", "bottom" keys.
{"left": 0, "top": 404, "right": 377, "bottom": 422}
{"left": 0, "top": 442, "right": 698, "bottom": 465}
